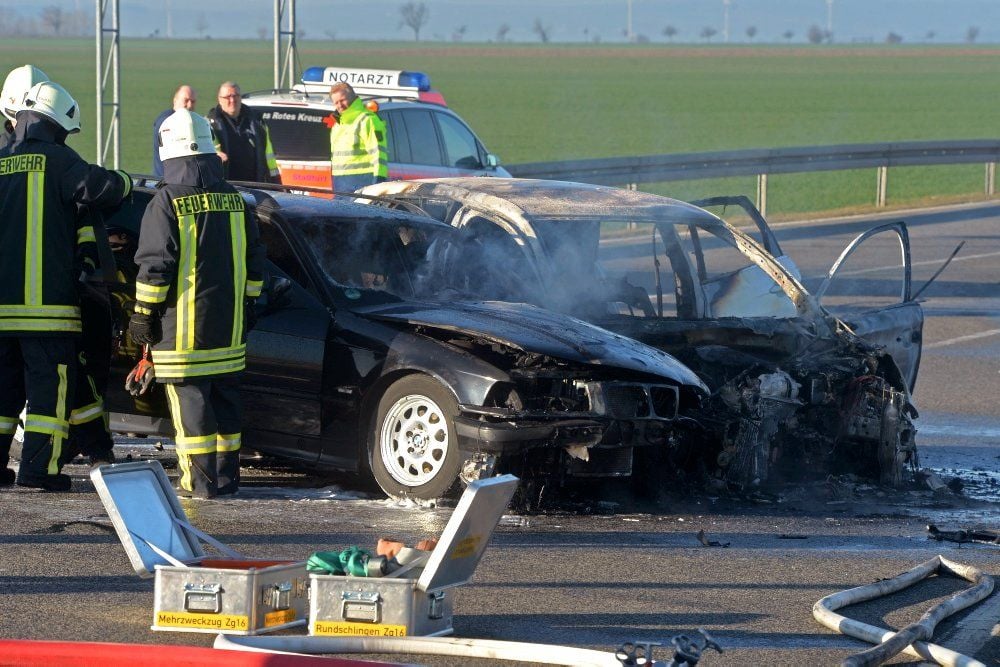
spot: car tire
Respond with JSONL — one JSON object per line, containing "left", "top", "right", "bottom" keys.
{"left": 369, "top": 374, "right": 464, "bottom": 501}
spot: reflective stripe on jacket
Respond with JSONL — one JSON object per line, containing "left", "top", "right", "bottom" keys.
{"left": 330, "top": 98, "right": 388, "bottom": 178}
{"left": 134, "top": 155, "right": 265, "bottom": 380}
{"left": 0, "top": 113, "right": 131, "bottom": 336}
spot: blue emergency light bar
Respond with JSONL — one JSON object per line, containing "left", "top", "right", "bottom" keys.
{"left": 300, "top": 67, "right": 431, "bottom": 92}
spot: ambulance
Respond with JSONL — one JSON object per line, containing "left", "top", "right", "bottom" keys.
{"left": 241, "top": 66, "right": 509, "bottom": 192}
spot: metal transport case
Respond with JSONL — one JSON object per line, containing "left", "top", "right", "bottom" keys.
{"left": 308, "top": 474, "right": 518, "bottom": 638}
{"left": 92, "top": 460, "right": 308, "bottom": 635}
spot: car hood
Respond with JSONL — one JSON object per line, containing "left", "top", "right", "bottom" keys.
{"left": 356, "top": 300, "right": 708, "bottom": 391}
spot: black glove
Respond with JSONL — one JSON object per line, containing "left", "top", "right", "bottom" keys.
{"left": 245, "top": 298, "right": 258, "bottom": 332}
{"left": 129, "top": 311, "right": 162, "bottom": 345}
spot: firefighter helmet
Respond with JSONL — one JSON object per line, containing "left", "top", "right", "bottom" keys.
{"left": 1, "top": 64, "right": 50, "bottom": 121}
{"left": 157, "top": 109, "right": 215, "bottom": 162}
{"left": 20, "top": 81, "right": 80, "bottom": 134}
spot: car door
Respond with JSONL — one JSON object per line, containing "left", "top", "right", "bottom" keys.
{"left": 814, "top": 222, "right": 923, "bottom": 391}
{"left": 245, "top": 213, "right": 334, "bottom": 463}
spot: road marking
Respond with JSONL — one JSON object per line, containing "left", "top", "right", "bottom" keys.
{"left": 809, "top": 250, "right": 1000, "bottom": 279}
{"left": 924, "top": 328, "right": 1000, "bottom": 349}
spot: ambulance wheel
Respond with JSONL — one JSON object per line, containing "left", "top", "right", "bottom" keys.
{"left": 369, "top": 375, "right": 464, "bottom": 501}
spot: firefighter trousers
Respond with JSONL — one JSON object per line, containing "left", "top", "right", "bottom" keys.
{"left": 164, "top": 375, "right": 242, "bottom": 498}
{"left": 0, "top": 337, "right": 77, "bottom": 485}
{"left": 60, "top": 351, "right": 114, "bottom": 467}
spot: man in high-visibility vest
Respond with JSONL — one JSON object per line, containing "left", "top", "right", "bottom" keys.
{"left": 129, "top": 109, "right": 265, "bottom": 498}
{"left": 0, "top": 81, "right": 132, "bottom": 490}
{"left": 328, "top": 82, "right": 388, "bottom": 193}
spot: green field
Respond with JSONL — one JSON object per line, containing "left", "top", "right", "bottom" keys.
{"left": 5, "top": 39, "right": 1000, "bottom": 217}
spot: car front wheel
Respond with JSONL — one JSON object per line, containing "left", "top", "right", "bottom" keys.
{"left": 369, "top": 374, "right": 463, "bottom": 500}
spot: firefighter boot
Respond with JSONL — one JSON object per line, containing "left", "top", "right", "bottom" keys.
{"left": 17, "top": 431, "right": 72, "bottom": 491}
{"left": 177, "top": 451, "right": 217, "bottom": 499}
{"left": 217, "top": 449, "right": 240, "bottom": 496}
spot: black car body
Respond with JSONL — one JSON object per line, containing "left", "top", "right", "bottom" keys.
{"left": 360, "top": 178, "right": 926, "bottom": 489}
{"left": 101, "top": 186, "right": 708, "bottom": 500}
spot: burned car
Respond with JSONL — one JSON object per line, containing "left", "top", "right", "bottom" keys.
{"left": 359, "top": 178, "right": 927, "bottom": 489}
{"left": 101, "top": 186, "right": 708, "bottom": 500}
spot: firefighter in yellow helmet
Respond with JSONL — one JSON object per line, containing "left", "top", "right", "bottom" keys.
{"left": 0, "top": 81, "right": 132, "bottom": 490}
{"left": 129, "top": 109, "right": 265, "bottom": 498}
{"left": 328, "top": 82, "right": 388, "bottom": 193}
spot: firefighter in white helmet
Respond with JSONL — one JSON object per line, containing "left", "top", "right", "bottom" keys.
{"left": 0, "top": 65, "right": 49, "bottom": 147}
{"left": 1, "top": 66, "right": 120, "bottom": 471}
{"left": 130, "top": 109, "right": 265, "bottom": 498}
{"left": 0, "top": 81, "right": 132, "bottom": 490}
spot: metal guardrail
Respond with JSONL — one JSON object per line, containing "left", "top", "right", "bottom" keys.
{"left": 506, "top": 140, "right": 1000, "bottom": 217}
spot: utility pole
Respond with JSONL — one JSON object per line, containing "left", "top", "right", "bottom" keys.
{"left": 723, "top": 0, "right": 732, "bottom": 43}
{"left": 95, "top": 0, "right": 120, "bottom": 168}
{"left": 826, "top": 0, "right": 834, "bottom": 39}
{"left": 165, "top": 0, "right": 172, "bottom": 39}
{"left": 626, "top": 0, "right": 633, "bottom": 43}
{"left": 274, "top": 0, "right": 298, "bottom": 89}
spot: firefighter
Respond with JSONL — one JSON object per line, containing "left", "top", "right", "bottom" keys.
{"left": 0, "top": 81, "right": 132, "bottom": 490}
{"left": 0, "top": 65, "right": 48, "bottom": 148}
{"left": 328, "top": 82, "right": 388, "bottom": 193}
{"left": 129, "top": 109, "right": 265, "bottom": 498}
{"left": 2, "top": 66, "right": 117, "bottom": 469}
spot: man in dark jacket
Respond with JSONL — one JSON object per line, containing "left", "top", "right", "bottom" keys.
{"left": 130, "top": 109, "right": 265, "bottom": 498}
{"left": 0, "top": 81, "right": 132, "bottom": 490}
{"left": 206, "top": 81, "right": 280, "bottom": 184}
{"left": 152, "top": 84, "right": 197, "bottom": 178}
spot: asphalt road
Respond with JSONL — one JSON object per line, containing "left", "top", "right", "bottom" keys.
{"left": 2, "top": 201, "right": 999, "bottom": 666}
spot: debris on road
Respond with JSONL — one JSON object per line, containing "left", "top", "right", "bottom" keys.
{"left": 696, "top": 530, "right": 730, "bottom": 548}
{"left": 927, "top": 524, "right": 1000, "bottom": 545}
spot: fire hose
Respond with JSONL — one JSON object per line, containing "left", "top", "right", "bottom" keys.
{"left": 812, "top": 555, "right": 993, "bottom": 667}
{"left": 214, "top": 629, "right": 723, "bottom": 666}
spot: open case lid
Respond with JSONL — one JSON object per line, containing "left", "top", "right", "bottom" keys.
{"left": 417, "top": 474, "right": 518, "bottom": 593}
{"left": 91, "top": 460, "right": 207, "bottom": 579}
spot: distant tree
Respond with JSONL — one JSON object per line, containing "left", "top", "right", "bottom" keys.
{"left": 700, "top": 26, "right": 717, "bottom": 42}
{"left": 746, "top": 25, "right": 757, "bottom": 42}
{"left": 496, "top": 23, "right": 510, "bottom": 42}
{"left": 452, "top": 25, "right": 466, "bottom": 42}
{"left": 782, "top": 29, "right": 794, "bottom": 43}
{"left": 297, "top": 28, "right": 306, "bottom": 40}
{"left": 532, "top": 18, "right": 550, "bottom": 43}
{"left": 399, "top": 2, "right": 429, "bottom": 42}
{"left": 324, "top": 29, "right": 337, "bottom": 41}
{"left": 662, "top": 25, "right": 677, "bottom": 42}
{"left": 195, "top": 12, "right": 208, "bottom": 38}
{"left": 886, "top": 31, "right": 903, "bottom": 44}
{"left": 40, "top": 6, "right": 64, "bottom": 35}
{"left": 807, "top": 24, "right": 824, "bottom": 44}
{"left": 636, "top": 34, "right": 649, "bottom": 43}
{"left": 925, "top": 30, "right": 935, "bottom": 42}
{"left": 966, "top": 26, "right": 979, "bottom": 44}
{"left": 258, "top": 27, "right": 269, "bottom": 40}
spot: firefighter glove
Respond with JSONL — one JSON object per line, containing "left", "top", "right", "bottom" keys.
{"left": 245, "top": 298, "right": 258, "bottom": 332}
{"left": 129, "top": 309, "right": 162, "bottom": 345}
{"left": 125, "top": 347, "right": 155, "bottom": 397}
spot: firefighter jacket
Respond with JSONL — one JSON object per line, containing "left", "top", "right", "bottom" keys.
{"left": 206, "top": 105, "right": 280, "bottom": 183}
{"left": 134, "top": 153, "right": 265, "bottom": 381}
{"left": 0, "top": 111, "right": 132, "bottom": 336}
{"left": 330, "top": 98, "right": 388, "bottom": 180}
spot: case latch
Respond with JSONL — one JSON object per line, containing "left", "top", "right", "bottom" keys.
{"left": 342, "top": 591, "right": 381, "bottom": 623}
{"left": 428, "top": 590, "right": 446, "bottom": 620}
{"left": 262, "top": 581, "right": 293, "bottom": 610}
{"left": 184, "top": 582, "right": 222, "bottom": 613}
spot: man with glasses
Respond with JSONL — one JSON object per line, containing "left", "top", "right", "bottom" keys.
{"left": 206, "top": 81, "right": 280, "bottom": 184}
